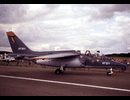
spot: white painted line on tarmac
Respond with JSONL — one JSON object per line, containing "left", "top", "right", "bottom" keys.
{"left": 0, "top": 74, "right": 130, "bottom": 92}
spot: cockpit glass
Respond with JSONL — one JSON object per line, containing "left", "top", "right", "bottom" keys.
{"left": 85, "top": 50, "right": 107, "bottom": 60}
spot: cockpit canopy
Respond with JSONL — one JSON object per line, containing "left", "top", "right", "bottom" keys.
{"left": 85, "top": 50, "right": 108, "bottom": 60}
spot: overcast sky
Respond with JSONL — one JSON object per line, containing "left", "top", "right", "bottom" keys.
{"left": 0, "top": 4, "right": 130, "bottom": 54}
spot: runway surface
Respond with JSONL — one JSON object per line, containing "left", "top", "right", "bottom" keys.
{"left": 0, "top": 66, "right": 130, "bottom": 96}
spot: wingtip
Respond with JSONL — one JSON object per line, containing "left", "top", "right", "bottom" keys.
{"left": 6, "top": 31, "right": 15, "bottom": 36}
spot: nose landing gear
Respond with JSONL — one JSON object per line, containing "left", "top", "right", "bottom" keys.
{"left": 107, "top": 68, "right": 113, "bottom": 76}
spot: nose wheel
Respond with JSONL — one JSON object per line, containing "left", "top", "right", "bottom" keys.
{"left": 107, "top": 68, "right": 113, "bottom": 76}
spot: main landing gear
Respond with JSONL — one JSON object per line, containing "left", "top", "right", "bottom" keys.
{"left": 107, "top": 68, "right": 113, "bottom": 76}
{"left": 55, "top": 66, "right": 66, "bottom": 75}
{"left": 55, "top": 66, "right": 114, "bottom": 76}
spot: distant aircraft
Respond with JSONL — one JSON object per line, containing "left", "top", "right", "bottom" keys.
{"left": 0, "top": 53, "right": 15, "bottom": 62}
{"left": 6, "top": 31, "right": 127, "bottom": 76}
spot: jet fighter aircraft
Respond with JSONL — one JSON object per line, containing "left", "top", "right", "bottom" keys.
{"left": 6, "top": 31, "right": 127, "bottom": 76}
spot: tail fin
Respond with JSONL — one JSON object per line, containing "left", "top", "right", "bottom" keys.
{"left": 6, "top": 31, "right": 32, "bottom": 54}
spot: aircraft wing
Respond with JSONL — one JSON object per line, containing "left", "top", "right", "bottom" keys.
{"left": 32, "top": 53, "right": 79, "bottom": 60}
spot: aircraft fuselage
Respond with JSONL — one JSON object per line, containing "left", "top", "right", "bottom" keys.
{"left": 36, "top": 53, "right": 126, "bottom": 69}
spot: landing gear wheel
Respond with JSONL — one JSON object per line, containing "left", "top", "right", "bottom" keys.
{"left": 107, "top": 68, "right": 113, "bottom": 76}
{"left": 107, "top": 72, "right": 111, "bottom": 76}
{"left": 55, "top": 69, "right": 62, "bottom": 75}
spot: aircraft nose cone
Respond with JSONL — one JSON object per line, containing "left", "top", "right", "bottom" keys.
{"left": 118, "top": 63, "right": 127, "bottom": 67}
{"left": 112, "top": 61, "right": 127, "bottom": 68}
{"left": 123, "top": 64, "right": 127, "bottom": 67}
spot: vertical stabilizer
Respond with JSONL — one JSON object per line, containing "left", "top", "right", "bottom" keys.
{"left": 6, "top": 31, "right": 32, "bottom": 53}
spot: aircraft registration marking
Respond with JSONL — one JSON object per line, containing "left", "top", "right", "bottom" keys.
{"left": 18, "top": 47, "right": 26, "bottom": 50}
{"left": 102, "top": 62, "right": 110, "bottom": 65}
{"left": 0, "top": 75, "right": 130, "bottom": 92}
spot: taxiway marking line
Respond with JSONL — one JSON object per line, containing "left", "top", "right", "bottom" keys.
{"left": 0, "top": 74, "right": 130, "bottom": 93}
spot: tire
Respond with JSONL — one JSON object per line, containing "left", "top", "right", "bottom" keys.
{"left": 107, "top": 72, "right": 111, "bottom": 76}
{"left": 55, "top": 69, "right": 62, "bottom": 75}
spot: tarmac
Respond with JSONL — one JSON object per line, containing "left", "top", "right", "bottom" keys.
{"left": 0, "top": 65, "right": 130, "bottom": 96}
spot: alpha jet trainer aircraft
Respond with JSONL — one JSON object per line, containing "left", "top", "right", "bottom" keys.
{"left": 6, "top": 31, "right": 127, "bottom": 76}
